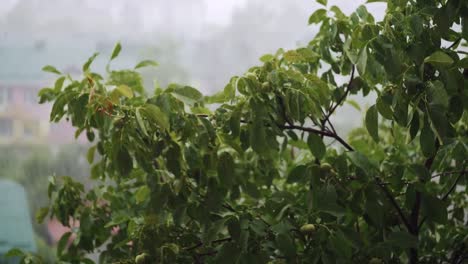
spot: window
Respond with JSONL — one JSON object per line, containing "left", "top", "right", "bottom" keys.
{"left": 0, "top": 87, "right": 12, "bottom": 106}
{"left": 24, "top": 89, "right": 38, "bottom": 104}
{"left": 23, "top": 125, "right": 34, "bottom": 138}
{"left": 0, "top": 118, "right": 13, "bottom": 137}
{"left": 23, "top": 121, "right": 38, "bottom": 139}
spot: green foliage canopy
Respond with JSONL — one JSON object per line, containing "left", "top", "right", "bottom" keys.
{"left": 21, "top": 0, "right": 468, "bottom": 263}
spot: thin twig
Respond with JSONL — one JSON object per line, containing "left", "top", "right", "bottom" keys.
{"left": 279, "top": 123, "right": 354, "bottom": 151}
{"left": 375, "top": 177, "right": 413, "bottom": 232}
{"left": 447, "top": 37, "right": 462, "bottom": 50}
{"left": 431, "top": 170, "right": 468, "bottom": 179}
{"left": 441, "top": 168, "right": 466, "bottom": 200}
{"left": 322, "top": 65, "right": 355, "bottom": 126}
{"left": 196, "top": 114, "right": 354, "bottom": 151}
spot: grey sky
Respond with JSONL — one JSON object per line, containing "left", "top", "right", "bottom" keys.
{"left": 0, "top": 0, "right": 386, "bottom": 135}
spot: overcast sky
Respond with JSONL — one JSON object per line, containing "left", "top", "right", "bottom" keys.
{"left": 0, "top": 0, "right": 385, "bottom": 37}
{"left": 0, "top": 0, "right": 386, "bottom": 133}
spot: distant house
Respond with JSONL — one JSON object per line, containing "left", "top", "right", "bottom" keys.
{"left": 0, "top": 38, "right": 142, "bottom": 146}
{"left": 0, "top": 80, "right": 51, "bottom": 145}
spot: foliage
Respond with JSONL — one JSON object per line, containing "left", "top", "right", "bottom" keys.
{"left": 0, "top": 144, "right": 89, "bottom": 261}
{"left": 31, "top": 0, "right": 468, "bottom": 263}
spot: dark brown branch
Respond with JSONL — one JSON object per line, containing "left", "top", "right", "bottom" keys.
{"left": 431, "top": 170, "right": 468, "bottom": 179}
{"left": 322, "top": 65, "right": 355, "bottom": 126}
{"left": 409, "top": 141, "right": 440, "bottom": 263}
{"left": 222, "top": 203, "right": 237, "bottom": 213}
{"left": 196, "top": 114, "right": 354, "bottom": 151}
{"left": 279, "top": 123, "right": 354, "bottom": 151}
{"left": 375, "top": 178, "right": 413, "bottom": 232}
{"left": 185, "top": 237, "right": 232, "bottom": 252}
{"left": 441, "top": 166, "right": 466, "bottom": 201}
{"left": 419, "top": 164, "right": 468, "bottom": 229}
{"left": 447, "top": 37, "right": 462, "bottom": 50}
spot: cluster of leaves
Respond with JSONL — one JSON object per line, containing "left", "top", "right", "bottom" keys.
{"left": 17, "top": 0, "right": 468, "bottom": 263}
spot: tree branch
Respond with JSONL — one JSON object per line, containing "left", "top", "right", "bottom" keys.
{"left": 447, "top": 37, "right": 462, "bottom": 50}
{"left": 322, "top": 65, "right": 355, "bottom": 126}
{"left": 418, "top": 164, "right": 467, "bottom": 230}
{"left": 196, "top": 114, "right": 354, "bottom": 151}
{"left": 431, "top": 169, "right": 468, "bottom": 179}
{"left": 441, "top": 166, "right": 466, "bottom": 201}
{"left": 409, "top": 141, "right": 440, "bottom": 263}
{"left": 279, "top": 123, "right": 354, "bottom": 151}
{"left": 375, "top": 178, "right": 413, "bottom": 232}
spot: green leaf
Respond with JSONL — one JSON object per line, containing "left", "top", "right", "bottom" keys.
{"left": 376, "top": 97, "right": 393, "bottom": 120}
{"left": 116, "top": 147, "right": 132, "bottom": 176}
{"left": 287, "top": 165, "right": 307, "bottom": 183}
{"left": 316, "top": 0, "right": 327, "bottom": 6}
{"left": 307, "top": 133, "right": 326, "bottom": 160}
{"left": 203, "top": 219, "right": 227, "bottom": 244}
{"left": 218, "top": 152, "right": 235, "bottom": 187}
{"left": 427, "top": 104, "right": 448, "bottom": 142}
{"left": 329, "top": 231, "right": 353, "bottom": 258}
{"left": 365, "top": 105, "right": 379, "bottom": 142}
{"left": 57, "top": 232, "right": 73, "bottom": 256}
{"left": 116, "top": 84, "right": 134, "bottom": 98}
{"left": 260, "top": 54, "right": 274, "bottom": 62}
{"left": 420, "top": 119, "right": 435, "bottom": 157}
{"left": 408, "top": 110, "right": 420, "bottom": 143}
{"left": 227, "top": 217, "right": 241, "bottom": 241}
{"left": 135, "top": 186, "right": 150, "bottom": 204}
{"left": 5, "top": 248, "right": 25, "bottom": 258}
{"left": 424, "top": 51, "right": 454, "bottom": 68}
{"left": 110, "top": 42, "right": 122, "bottom": 61}
{"left": 347, "top": 151, "right": 375, "bottom": 172}
{"left": 387, "top": 231, "right": 418, "bottom": 249}
{"left": 35, "top": 207, "right": 49, "bottom": 224}
{"left": 108, "top": 70, "right": 144, "bottom": 94}
{"left": 134, "top": 60, "right": 159, "bottom": 69}
{"left": 54, "top": 76, "right": 66, "bottom": 91}
{"left": 142, "top": 104, "right": 170, "bottom": 131}
{"left": 357, "top": 46, "right": 368, "bottom": 75}
{"left": 346, "top": 99, "right": 361, "bottom": 111}
{"left": 316, "top": 185, "right": 346, "bottom": 217}
{"left": 275, "top": 233, "right": 296, "bottom": 257}
{"left": 83, "top": 52, "right": 99, "bottom": 72}
{"left": 214, "top": 242, "right": 241, "bottom": 263}
{"left": 249, "top": 101, "right": 268, "bottom": 154}
{"left": 42, "top": 65, "right": 61, "bottom": 75}
{"left": 135, "top": 109, "right": 148, "bottom": 137}
{"left": 427, "top": 81, "right": 448, "bottom": 109}
{"left": 422, "top": 194, "right": 447, "bottom": 224}
{"left": 171, "top": 85, "right": 203, "bottom": 102}
{"left": 308, "top": 9, "right": 327, "bottom": 25}
{"left": 456, "top": 57, "right": 468, "bottom": 68}
{"left": 330, "top": 6, "right": 346, "bottom": 19}
{"left": 87, "top": 145, "right": 96, "bottom": 164}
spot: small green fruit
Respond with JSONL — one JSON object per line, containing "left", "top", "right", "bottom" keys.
{"left": 300, "top": 224, "right": 316, "bottom": 234}
{"left": 320, "top": 163, "right": 333, "bottom": 173}
{"left": 369, "top": 257, "right": 383, "bottom": 264}
{"left": 135, "top": 253, "right": 149, "bottom": 264}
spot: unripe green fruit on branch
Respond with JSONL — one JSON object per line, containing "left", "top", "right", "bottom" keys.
{"left": 135, "top": 253, "right": 149, "bottom": 264}
{"left": 369, "top": 257, "right": 383, "bottom": 264}
{"left": 300, "top": 224, "right": 316, "bottom": 234}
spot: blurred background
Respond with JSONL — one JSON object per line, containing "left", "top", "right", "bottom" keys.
{"left": 0, "top": 0, "right": 385, "bottom": 261}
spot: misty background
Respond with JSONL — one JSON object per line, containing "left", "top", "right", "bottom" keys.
{"left": 0, "top": 0, "right": 385, "bottom": 260}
